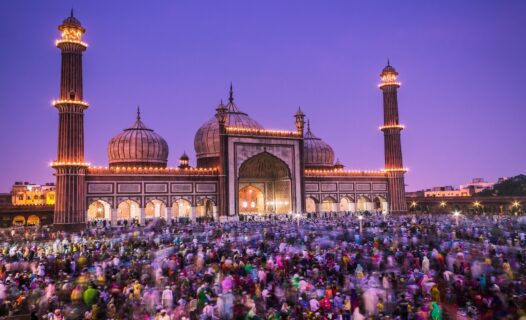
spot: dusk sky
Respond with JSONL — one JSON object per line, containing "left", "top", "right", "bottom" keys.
{"left": 0, "top": 1, "right": 525, "bottom": 192}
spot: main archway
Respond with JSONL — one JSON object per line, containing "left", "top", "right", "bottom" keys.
{"left": 238, "top": 152, "right": 292, "bottom": 215}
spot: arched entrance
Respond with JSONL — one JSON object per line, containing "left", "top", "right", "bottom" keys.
{"left": 145, "top": 199, "right": 167, "bottom": 220}
{"left": 306, "top": 197, "right": 317, "bottom": 213}
{"left": 12, "top": 215, "right": 25, "bottom": 226}
{"left": 322, "top": 196, "right": 337, "bottom": 212}
{"left": 339, "top": 197, "right": 355, "bottom": 212}
{"left": 27, "top": 215, "right": 40, "bottom": 225}
{"left": 117, "top": 200, "right": 140, "bottom": 221}
{"left": 172, "top": 199, "right": 191, "bottom": 220}
{"left": 87, "top": 200, "right": 111, "bottom": 221}
{"left": 373, "top": 196, "right": 388, "bottom": 212}
{"left": 197, "top": 198, "right": 215, "bottom": 219}
{"left": 356, "top": 196, "right": 372, "bottom": 212}
{"left": 238, "top": 152, "right": 292, "bottom": 214}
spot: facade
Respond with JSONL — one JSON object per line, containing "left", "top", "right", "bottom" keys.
{"left": 407, "top": 195, "right": 524, "bottom": 215}
{"left": 424, "top": 186, "right": 472, "bottom": 197}
{"left": 50, "top": 13, "right": 408, "bottom": 227}
{"left": 460, "top": 178, "right": 497, "bottom": 194}
{"left": 11, "top": 182, "right": 56, "bottom": 206}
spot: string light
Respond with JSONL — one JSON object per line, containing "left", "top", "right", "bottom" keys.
{"left": 304, "top": 169, "right": 385, "bottom": 176}
{"left": 50, "top": 161, "right": 90, "bottom": 167}
{"left": 86, "top": 166, "right": 219, "bottom": 175}
{"left": 226, "top": 127, "right": 301, "bottom": 137}
{"left": 379, "top": 124, "right": 405, "bottom": 130}
{"left": 52, "top": 100, "right": 89, "bottom": 107}
{"left": 55, "top": 39, "right": 88, "bottom": 48}
{"left": 381, "top": 168, "right": 409, "bottom": 173}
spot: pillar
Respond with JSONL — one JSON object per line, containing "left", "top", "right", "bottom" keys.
{"left": 213, "top": 206, "right": 218, "bottom": 221}
{"left": 111, "top": 208, "right": 118, "bottom": 225}
{"left": 164, "top": 207, "right": 171, "bottom": 222}
{"left": 139, "top": 208, "right": 145, "bottom": 225}
{"left": 191, "top": 206, "right": 197, "bottom": 223}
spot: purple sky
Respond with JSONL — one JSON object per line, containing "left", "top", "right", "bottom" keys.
{"left": 0, "top": 1, "right": 525, "bottom": 192}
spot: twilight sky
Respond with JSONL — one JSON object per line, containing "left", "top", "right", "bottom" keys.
{"left": 0, "top": 1, "right": 525, "bottom": 192}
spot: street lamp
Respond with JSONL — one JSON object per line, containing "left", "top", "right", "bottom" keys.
{"left": 453, "top": 210, "right": 461, "bottom": 225}
{"left": 358, "top": 215, "right": 364, "bottom": 233}
{"left": 294, "top": 212, "right": 301, "bottom": 227}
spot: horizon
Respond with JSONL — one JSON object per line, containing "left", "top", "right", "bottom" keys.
{"left": 0, "top": 1, "right": 525, "bottom": 193}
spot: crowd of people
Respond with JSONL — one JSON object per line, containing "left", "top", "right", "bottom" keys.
{"left": 0, "top": 213, "right": 525, "bottom": 319}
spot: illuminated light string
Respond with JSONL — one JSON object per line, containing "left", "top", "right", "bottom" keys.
{"left": 381, "top": 168, "right": 410, "bottom": 173}
{"left": 226, "top": 127, "right": 301, "bottom": 137}
{"left": 379, "top": 124, "right": 405, "bottom": 130}
{"left": 86, "top": 166, "right": 219, "bottom": 175}
{"left": 50, "top": 161, "right": 91, "bottom": 167}
{"left": 304, "top": 169, "right": 386, "bottom": 176}
{"left": 55, "top": 39, "right": 88, "bottom": 48}
{"left": 52, "top": 100, "right": 89, "bottom": 107}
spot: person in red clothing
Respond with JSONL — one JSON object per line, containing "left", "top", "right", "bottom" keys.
{"left": 320, "top": 295, "right": 331, "bottom": 311}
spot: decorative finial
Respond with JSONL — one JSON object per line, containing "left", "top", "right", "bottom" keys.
{"left": 387, "top": 58, "right": 390, "bottom": 66}
{"left": 307, "top": 119, "right": 311, "bottom": 131}
{"left": 70, "top": 8, "right": 74, "bottom": 17}
{"left": 228, "top": 82, "right": 234, "bottom": 104}
{"left": 136, "top": 106, "right": 141, "bottom": 121}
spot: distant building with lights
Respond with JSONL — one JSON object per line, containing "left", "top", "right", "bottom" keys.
{"left": 47, "top": 12, "right": 409, "bottom": 229}
{"left": 460, "top": 178, "right": 501, "bottom": 194}
{"left": 11, "top": 182, "right": 56, "bottom": 206}
{"left": 424, "top": 186, "right": 472, "bottom": 197}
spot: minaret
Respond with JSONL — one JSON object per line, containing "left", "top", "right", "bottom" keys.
{"left": 294, "top": 107, "right": 305, "bottom": 135}
{"left": 216, "top": 98, "right": 229, "bottom": 219}
{"left": 379, "top": 61, "right": 407, "bottom": 214}
{"left": 51, "top": 10, "right": 89, "bottom": 228}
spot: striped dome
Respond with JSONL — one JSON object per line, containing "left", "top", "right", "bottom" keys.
{"left": 303, "top": 122, "right": 335, "bottom": 169}
{"left": 194, "top": 87, "right": 263, "bottom": 165}
{"left": 107, "top": 109, "right": 169, "bottom": 168}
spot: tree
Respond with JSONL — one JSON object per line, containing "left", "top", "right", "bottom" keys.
{"left": 477, "top": 175, "right": 526, "bottom": 196}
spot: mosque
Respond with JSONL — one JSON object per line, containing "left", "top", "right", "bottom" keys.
{"left": 50, "top": 12, "right": 408, "bottom": 228}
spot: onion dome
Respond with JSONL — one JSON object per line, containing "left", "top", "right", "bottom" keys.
{"left": 381, "top": 59, "right": 398, "bottom": 75}
{"left": 59, "top": 9, "right": 84, "bottom": 31}
{"left": 107, "top": 108, "right": 169, "bottom": 168}
{"left": 194, "top": 84, "right": 263, "bottom": 166}
{"left": 303, "top": 121, "right": 335, "bottom": 169}
{"left": 179, "top": 152, "right": 190, "bottom": 169}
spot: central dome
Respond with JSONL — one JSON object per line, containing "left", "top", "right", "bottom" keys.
{"left": 108, "top": 109, "right": 169, "bottom": 168}
{"left": 194, "top": 87, "right": 263, "bottom": 167}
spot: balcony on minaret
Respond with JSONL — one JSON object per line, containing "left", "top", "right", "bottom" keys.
{"left": 378, "top": 64, "right": 401, "bottom": 89}
{"left": 56, "top": 11, "right": 87, "bottom": 49}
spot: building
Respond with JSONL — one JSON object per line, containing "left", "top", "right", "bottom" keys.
{"left": 460, "top": 178, "right": 496, "bottom": 194}
{"left": 424, "top": 186, "right": 471, "bottom": 197}
{"left": 11, "top": 182, "right": 56, "bottom": 206}
{"left": 49, "top": 12, "right": 408, "bottom": 229}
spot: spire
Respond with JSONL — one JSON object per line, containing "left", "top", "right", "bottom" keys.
{"left": 296, "top": 106, "right": 304, "bottom": 115}
{"left": 70, "top": 8, "right": 74, "bottom": 17}
{"left": 228, "top": 82, "right": 234, "bottom": 104}
{"left": 387, "top": 58, "right": 390, "bottom": 66}
{"left": 136, "top": 106, "right": 141, "bottom": 121}
{"left": 307, "top": 119, "right": 311, "bottom": 132}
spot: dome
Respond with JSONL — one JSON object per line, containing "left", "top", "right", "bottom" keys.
{"left": 194, "top": 87, "right": 263, "bottom": 166}
{"left": 381, "top": 60, "right": 398, "bottom": 75}
{"left": 303, "top": 122, "right": 335, "bottom": 169}
{"left": 107, "top": 109, "right": 169, "bottom": 168}
{"left": 59, "top": 9, "right": 84, "bottom": 31}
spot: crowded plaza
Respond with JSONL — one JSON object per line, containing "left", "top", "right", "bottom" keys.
{"left": 0, "top": 212, "right": 524, "bottom": 319}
